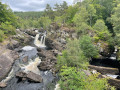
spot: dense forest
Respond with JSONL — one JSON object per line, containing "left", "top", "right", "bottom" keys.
{"left": 1, "top": 0, "right": 120, "bottom": 89}
{"left": 0, "top": 2, "right": 17, "bottom": 41}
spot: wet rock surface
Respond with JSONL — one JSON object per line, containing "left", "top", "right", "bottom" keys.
{"left": 0, "top": 28, "right": 75, "bottom": 90}
{"left": 0, "top": 46, "right": 19, "bottom": 81}
{"left": 16, "top": 71, "right": 43, "bottom": 83}
{"left": 12, "top": 29, "right": 34, "bottom": 46}
{"left": 7, "top": 39, "right": 20, "bottom": 50}
{"left": 88, "top": 65, "right": 119, "bottom": 75}
{"left": 27, "top": 72, "right": 43, "bottom": 83}
{"left": 37, "top": 49, "right": 61, "bottom": 72}
{"left": 45, "top": 38, "right": 63, "bottom": 51}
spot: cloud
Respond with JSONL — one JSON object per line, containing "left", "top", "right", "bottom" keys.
{"left": 1, "top": 0, "right": 74, "bottom": 11}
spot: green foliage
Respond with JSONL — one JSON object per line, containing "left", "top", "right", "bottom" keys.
{"left": 93, "top": 19, "right": 111, "bottom": 40}
{"left": 87, "top": 4, "right": 96, "bottom": 26}
{"left": 38, "top": 17, "right": 51, "bottom": 29}
{"left": 14, "top": 11, "right": 43, "bottom": 19}
{"left": 110, "top": 4, "right": 120, "bottom": 46}
{"left": 44, "top": 4, "right": 54, "bottom": 20}
{"left": 54, "top": 16, "right": 63, "bottom": 26}
{"left": 0, "top": 30, "right": 4, "bottom": 42}
{"left": 0, "top": 22, "right": 16, "bottom": 35}
{"left": 79, "top": 35, "right": 98, "bottom": 58}
{"left": 93, "top": 19, "right": 108, "bottom": 31}
{"left": 76, "top": 22, "right": 93, "bottom": 35}
{"left": 54, "top": 1, "right": 68, "bottom": 16}
{"left": 59, "top": 66, "right": 115, "bottom": 90}
{"left": 57, "top": 39, "right": 88, "bottom": 69}
{"left": 0, "top": 1, "right": 17, "bottom": 41}
{"left": 0, "top": 2, "right": 17, "bottom": 27}
{"left": 63, "top": 5, "right": 78, "bottom": 24}
{"left": 73, "top": 7, "right": 89, "bottom": 26}
{"left": 111, "top": 4, "right": 120, "bottom": 34}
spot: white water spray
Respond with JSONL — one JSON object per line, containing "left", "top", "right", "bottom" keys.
{"left": 34, "top": 33, "right": 46, "bottom": 48}
{"left": 20, "top": 57, "right": 41, "bottom": 75}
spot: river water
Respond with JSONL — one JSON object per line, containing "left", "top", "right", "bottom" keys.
{"left": 0, "top": 32, "right": 58, "bottom": 90}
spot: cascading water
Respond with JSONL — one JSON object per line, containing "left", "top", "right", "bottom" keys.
{"left": 1, "top": 45, "right": 57, "bottom": 90}
{"left": 20, "top": 57, "right": 41, "bottom": 75}
{"left": 34, "top": 32, "right": 46, "bottom": 48}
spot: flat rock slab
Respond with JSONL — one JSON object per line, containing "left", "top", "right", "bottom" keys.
{"left": 0, "top": 46, "right": 19, "bottom": 81}
{"left": 27, "top": 72, "right": 43, "bottom": 83}
{"left": 101, "top": 75, "right": 120, "bottom": 89}
{"left": 88, "top": 65, "right": 119, "bottom": 75}
{"left": 16, "top": 71, "right": 43, "bottom": 83}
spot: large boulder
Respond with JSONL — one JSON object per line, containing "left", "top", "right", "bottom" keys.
{"left": 38, "top": 61, "right": 52, "bottom": 71}
{"left": 12, "top": 29, "right": 33, "bottom": 46}
{"left": 0, "top": 47, "right": 19, "bottom": 81}
{"left": 7, "top": 39, "right": 20, "bottom": 50}
{"left": 27, "top": 72, "right": 43, "bottom": 83}
{"left": 95, "top": 41, "right": 114, "bottom": 57}
{"left": 45, "top": 38, "right": 63, "bottom": 51}
{"left": 16, "top": 71, "right": 43, "bottom": 83}
{"left": 37, "top": 49, "right": 57, "bottom": 73}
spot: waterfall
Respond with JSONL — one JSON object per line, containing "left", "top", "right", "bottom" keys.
{"left": 34, "top": 32, "right": 46, "bottom": 48}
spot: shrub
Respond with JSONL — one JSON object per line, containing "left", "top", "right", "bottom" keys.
{"left": 0, "top": 22, "right": 16, "bottom": 35}
{"left": 93, "top": 19, "right": 111, "bottom": 41}
{"left": 38, "top": 16, "right": 51, "bottom": 29}
{"left": 59, "top": 66, "right": 115, "bottom": 90}
{"left": 76, "top": 22, "right": 93, "bottom": 36}
{"left": 57, "top": 39, "right": 88, "bottom": 69}
{"left": 79, "top": 35, "right": 98, "bottom": 58}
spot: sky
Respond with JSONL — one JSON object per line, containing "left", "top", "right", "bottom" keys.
{"left": 1, "top": 0, "right": 74, "bottom": 11}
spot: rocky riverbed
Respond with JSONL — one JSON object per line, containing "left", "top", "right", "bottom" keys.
{"left": 0, "top": 27, "right": 70, "bottom": 90}
{"left": 0, "top": 27, "right": 120, "bottom": 90}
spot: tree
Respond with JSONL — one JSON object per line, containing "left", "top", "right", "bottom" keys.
{"left": 111, "top": 4, "right": 120, "bottom": 35}
{"left": 63, "top": 5, "right": 79, "bottom": 24}
{"left": 57, "top": 39, "right": 88, "bottom": 68}
{"left": 93, "top": 19, "right": 111, "bottom": 40}
{"left": 87, "top": 4, "right": 96, "bottom": 26}
{"left": 79, "top": 35, "right": 98, "bottom": 58}
{"left": 60, "top": 1, "right": 68, "bottom": 10}
{"left": 93, "top": 19, "right": 108, "bottom": 31}
{"left": 59, "top": 66, "right": 115, "bottom": 90}
{"left": 0, "top": 1, "right": 17, "bottom": 40}
{"left": 54, "top": 1, "right": 68, "bottom": 17}
{"left": 54, "top": 3, "right": 61, "bottom": 12}
{"left": 44, "top": 4, "right": 54, "bottom": 19}
{"left": 38, "top": 17, "right": 51, "bottom": 29}
{"left": 0, "top": 2, "right": 17, "bottom": 26}
{"left": 73, "top": 7, "right": 89, "bottom": 26}
{"left": 73, "top": 8, "right": 90, "bottom": 35}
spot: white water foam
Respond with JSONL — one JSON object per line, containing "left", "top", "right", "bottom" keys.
{"left": 20, "top": 57, "right": 41, "bottom": 75}
{"left": 106, "top": 74, "right": 119, "bottom": 79}
{"left": 34, "top": 34, "right": 46, "bottom": 48}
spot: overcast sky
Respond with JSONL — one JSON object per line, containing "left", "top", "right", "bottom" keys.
{"left": 1, "top": 0, "right": 74, "bottom": 11}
